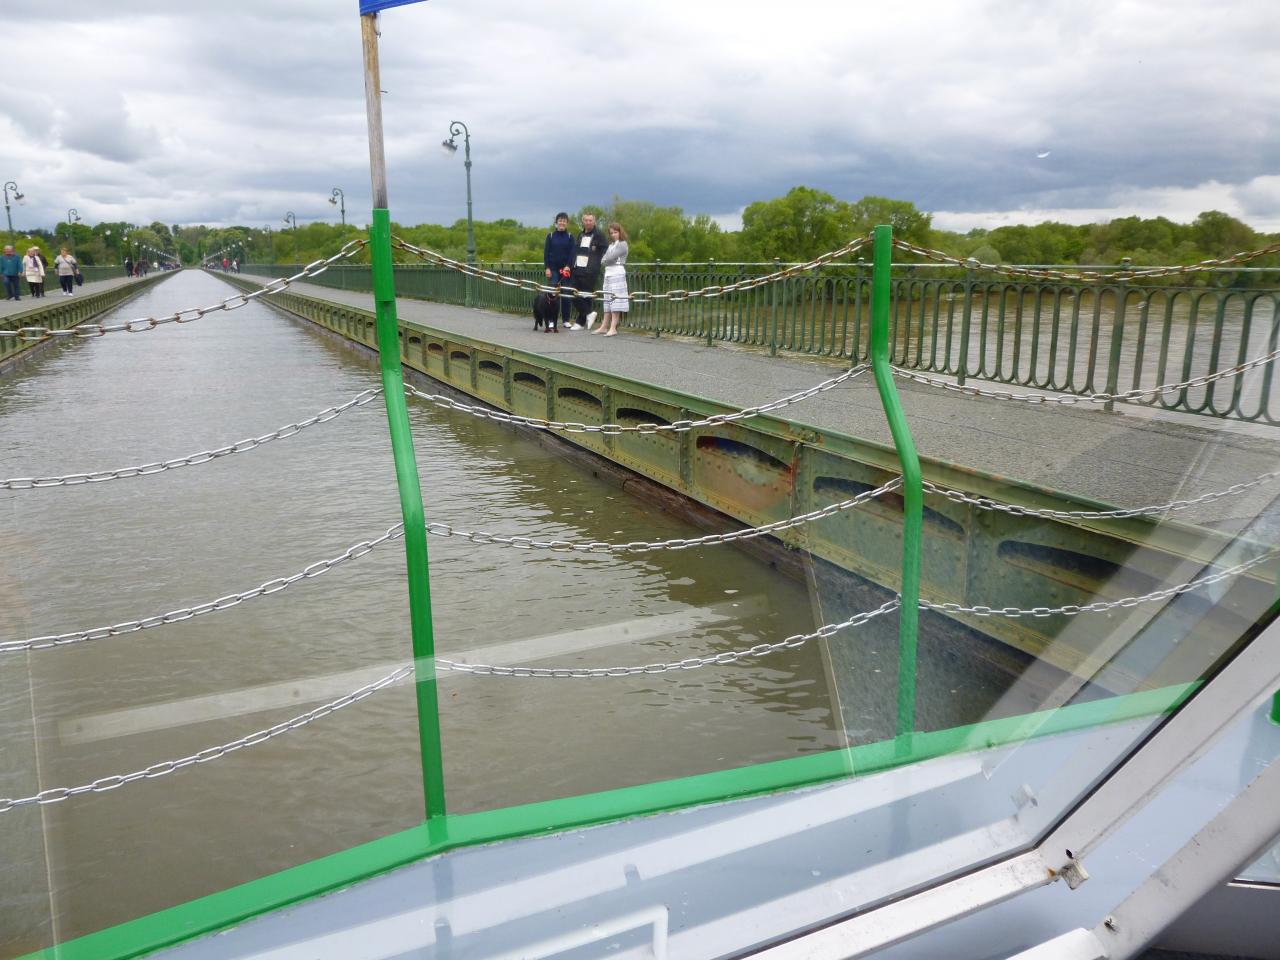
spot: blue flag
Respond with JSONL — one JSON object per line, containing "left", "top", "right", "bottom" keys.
{"left": 359, "top": 0, "right": 426, "bottom": 13}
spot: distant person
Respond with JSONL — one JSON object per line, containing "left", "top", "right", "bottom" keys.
{"left": 232, "top": 258, "right": 239, "bottom": 273}
{"left": 569, "top": 212, "right": 608, "bottom": 330}
{"left": 123, "top": 256, "right": 133, "bottom": 278}
{"left": 1, "top": 245, "right": 21, "bottom": 300}
{"left": 53, "top": 247, "right": 78, "bottom": 296}
{"left": 221, "top": 257, "right": 229, "bottom": 272}
{"left": 542, "top": 211, "right": 574, "bottom": 332}
{"left": 591, "top": 222, "right": 629, "bottom": 338}
{"left": 23, "top": 247, "right": 45, "bottom": 298}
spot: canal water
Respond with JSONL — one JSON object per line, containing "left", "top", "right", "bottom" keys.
{"left": 0, "top": 271, "right": 1059, "bottom": 952}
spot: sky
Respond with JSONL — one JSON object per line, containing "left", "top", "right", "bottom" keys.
{"left": 2, "top": 0, "right": 1279, "bottom": 235}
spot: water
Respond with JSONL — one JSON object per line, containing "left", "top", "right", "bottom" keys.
{"left": 0, "top": 271, "right": 871, "bottom": 952}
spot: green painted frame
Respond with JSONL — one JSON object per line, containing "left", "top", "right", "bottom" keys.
{"left": 20, "top": 681, "right": 1195, "bottom": 960}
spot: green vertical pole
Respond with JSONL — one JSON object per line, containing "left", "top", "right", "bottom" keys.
{"left": 1271, "top": 691, "right": 1279, "bottom": 726}
{"left": 870, "top": 225, "right": 923, "bottom": 745}
{"left": 362, "top": 12, "right": 446, "bottom": 820}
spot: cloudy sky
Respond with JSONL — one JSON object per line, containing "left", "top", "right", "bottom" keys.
{"left": 2, "top": 0, "right": 1278, "bottom": 235}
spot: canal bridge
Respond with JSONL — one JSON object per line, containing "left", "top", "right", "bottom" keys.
{"left": 2, "top": 234, "right": 1278, "bottom": 960}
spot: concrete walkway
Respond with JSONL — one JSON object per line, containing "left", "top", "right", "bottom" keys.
{"left": 243, "top": 278, "right": 1280, "bottom": 529}
{"left": 0, "top": 274, "right": 145, "bottom": 321}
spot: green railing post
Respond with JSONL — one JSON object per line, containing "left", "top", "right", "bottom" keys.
{"left": 957, "top": 265, "right": 974, "bottom": 386}
{"left": 870, "top": 225, "right": 923, "bottom": 746}
{"left": 769, "top": 258, "right": 781, "bottom": 356}
{"left": 370, "top": 209, "right": 447, "bottom": 819}
{"left": 1271, "top": 690, "right": 1279, "bottom": 726}
{"left": 1104, "top": 276, "right": 1129, "bottom": 413}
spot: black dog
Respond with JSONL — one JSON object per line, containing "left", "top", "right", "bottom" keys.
{"left": 533, "top": 291, "right": 561, "bottom": 332}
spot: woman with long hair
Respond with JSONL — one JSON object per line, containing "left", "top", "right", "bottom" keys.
{"left": 592, "top": 222, "right": 629, "bottom": 337}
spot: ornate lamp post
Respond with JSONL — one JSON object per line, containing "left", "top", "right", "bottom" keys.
{"left": 441, "top": 120, "right": 476, "bottom": 307}
{"left": 329, "top": 187, "right": 346, "bottom": 226}
{"left": 283, "top": 211, "right": 298, "bottom": 264}
{"left": 65, "top": 208, "right": 81, "bottom": 251}
{"left": 4, "top": 181, "right": 24, "bottom": 243}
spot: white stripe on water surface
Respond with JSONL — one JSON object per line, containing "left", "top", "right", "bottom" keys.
{"left": 57, "top": 601, "right": 764, "bottom": 745}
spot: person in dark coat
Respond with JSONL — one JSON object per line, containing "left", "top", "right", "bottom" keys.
{"left": 569, "top": 212, "right": 608, "bottom": 330}
{"left": 542, "top": 212, "right": 574, "bottom": 332}
{"left": 123, "top": 256, "right": 134, "bottom": 278}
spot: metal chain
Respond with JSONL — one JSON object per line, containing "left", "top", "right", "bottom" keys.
{"left": 923, "top": 471, "right": 1280, "bottom": 521}
{"left": 405, "top": 365, "right": 866, "bottom": 435}
{"left": 391, "top": 234, "right": 874, "bottom": 303}
{"left": 0, "top": 241, "right": 368, "bottom": 342}
{"left": 436, "top": 597, "right": 901, "bottom": 677}
{"left": 0, "top": 664, "right": 412, "bottom": 813}
{"left": 1, "top": 524, "right": 404, "bottom": 654}
{"left": 921, "top": 548, "right": 1278, "bottom": 620}
{"left": 427, "top": 477, "right": 904, "bottom": 552}
{"left": 2, "top": 388, "right": 384, "bottom": 490}
{"left": 892, "top": 346, "right": 1280, "bottom": 405}
{"left": 891, "top": 237, "right": 1280, "bottom": 283}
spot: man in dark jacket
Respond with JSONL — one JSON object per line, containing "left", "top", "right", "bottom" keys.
{"left": 569, "top": 213, "right": 608, "bottom": 330}
{"left": 542, "top": 212, "right": 574, "bottom": 331}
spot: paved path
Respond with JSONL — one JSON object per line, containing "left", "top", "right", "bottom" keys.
{"left": 239, "top": 278, "right": 1280, "bottom": 530}
{"left": 0, "top": 274, "right": 145, "bottom": 320}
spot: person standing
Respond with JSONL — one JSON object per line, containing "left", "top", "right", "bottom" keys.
{"left": 54, "top": 247, "right": 78, "bottom": 296}
{"left": 591, "top": 222, "right": 630, "bottom": 338}
{"left": 569, "top": 212, "right": 608, "bottom": 330}
{"left": 123, "top": 255, "right": 133, "bottom": 278}
{"left": 23, "top": 247, "right": 45, "bottom": 298}
{"left": 542, "top": 212, "right": 575, "bottom": 332}
{"left": 1, "top": 245, "right": 21, "bottom": 300}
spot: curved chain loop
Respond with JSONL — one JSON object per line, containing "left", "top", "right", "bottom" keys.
{"left": 923, "top": 472, "right": 1280, "bottom": 521}
{"left": 2, "top": 388, "right": 383, "bottom": 490}
{"left": 437, "top": 598, "right": 901, "bottom": 677}
{"left": 391, "top": 234, "right": 874, "bottom": 303}
{"left": 406, "top": 365, "right": 866, "bottom": 435}
{"left": 1, "top": 524, "right": 404, "bottom": 654}
{"left": 427, "top": 477, "right": 903, "bottom": 552}
{"left": 0, "top": 664, "right": 412, "bottom": 813}
{"left": 921, "top": 548, "right": 1277, "bottom": 620}
{"left": 891, "top": 237, "right": 1280, "bottom": 283}
{"left": 892, "top": 349, "right": 1280, "bottom": 406}
{"left": 0, "top": 242, "right": 368, "bottom": 343}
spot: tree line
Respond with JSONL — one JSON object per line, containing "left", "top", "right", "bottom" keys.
{"left": 20, "top": 187, "right": 1277, "bottom": 275}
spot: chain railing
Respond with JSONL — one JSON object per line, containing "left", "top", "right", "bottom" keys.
{"left": 390, "top": 234, "right": 875, "bottom": 304}
{"left": 2, "top": 387, "right": 383, "bottom": 489}
{"left": 923, "top": 471, "right": 1280, "bottom": 521}
{"left": 890, "top": 237, "right": 1280, "bottom": 284}
{"left": 0, "top": 664, "right": 413, "bottom": 813}
{"left": 921, "top": 548, "right": 1278, "bottom": 619}
{"left": 892, "top": 346, "right": 1280, "bottom": 406}
{"left": 404, "top": 365, "right": 865, "bottom": 435}
{"left": 2, "top": 524, "right": 404, "bottom": 654}
{"left": 0, "top": 241, "right": 366, "bottom": 343}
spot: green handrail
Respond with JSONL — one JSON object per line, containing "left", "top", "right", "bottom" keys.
{"left": 370, "top": 208, "right": 447, "bottom": 817}
{"left": 870, "top": 224, "right": 924, "bottom": 744}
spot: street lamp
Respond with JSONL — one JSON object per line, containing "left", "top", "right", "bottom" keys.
{"left": 329, "top": 187, "right": 346, "bottom": 227}
{"left": 442, "top": 120, "right": 476, "bottom": 307}
{"left": 4, "top": 181, "right": 24, "bottom": 244}
{"left": 284, "top": 211, "right": 297, "bottom": 265}
{"left": 65, "top": 208, "right": 81, "bottom": 251}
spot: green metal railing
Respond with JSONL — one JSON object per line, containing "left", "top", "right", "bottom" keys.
{"left": 242, "top": 259, "right": 1280, "bottom": 424}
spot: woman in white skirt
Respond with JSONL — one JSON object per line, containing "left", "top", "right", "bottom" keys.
{"left": 592, "top": 222, "right": 629, "bottom": 337}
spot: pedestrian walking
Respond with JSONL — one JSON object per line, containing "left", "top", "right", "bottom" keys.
{"left": 23, "top": 247, "right": 45, "bottom": 298}
{"left": 1, "top": 245, "right": 21, "bottom": 300}
{"left": 542, "top": 212, "right": 575, "bottom": 332}
{"left": 54, "top": 247, "right": 78, "bottom": 295}
{"left": 591, "top": 222, "right": 630, "bottom": 338}
{"left": 123, "top": 256, "right": 133, "bottom": 278}
{"left": 569, "top": 212, "right": 608, "bottom": 330}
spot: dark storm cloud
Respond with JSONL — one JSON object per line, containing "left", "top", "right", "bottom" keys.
{"left": 2, "top": 0, "right": 1278, "bottom": 233}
